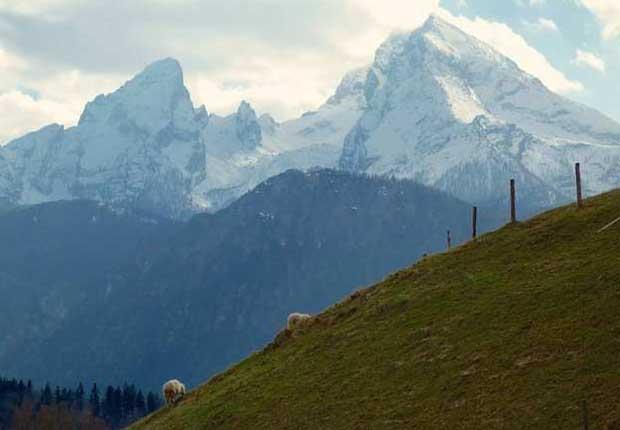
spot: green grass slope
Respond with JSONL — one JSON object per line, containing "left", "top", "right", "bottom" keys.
{"left": 131, "top": 191, "right": 620, "bottom": 430}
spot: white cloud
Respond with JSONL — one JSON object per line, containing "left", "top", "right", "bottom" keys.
{"left": 438, "top": 10, "right": 583, "bottom": 93}
{"left": 0, "top": 45, "right": 123, "bottom": 144}
{"left": 573, "top": 48, "right": 606, "bottom": 72}
{"left": 0, "top": 0, "right": 439, "bottom": 144}
{"left": 579, "top": 0, "right": 620, "bottom": 39}
{"left": 351, "top": 0, "right": 438, "bottom": 31}
{"left": 185, "top": 53, "right": 349, "bottom": 121}
{"left": 524, "top": 17, "right": 559, "bottom": 32}
{"left": 0, "top": 0, "right": 582, "bottom": 144}
{"left": 537, "top": 18, "right": 559, "bottom": 32}
{"left": 515, "top": 0, "right": 546, "bottom": 6}
{"left": 0, "top": 90, "right": 72, "bottom": 144}
{"left": 0, "top": 0, "right": 78, "bottom": 20}
{"left": 0, "top": 46, "right": 27, "bottom": 74}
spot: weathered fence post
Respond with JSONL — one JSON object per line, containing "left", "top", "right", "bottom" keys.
{"left": 575, "top": 162, "right": 583, "bottom": 209}
{"left": 582, "top": 400, "right": 589, "bottom": 430}
{"left": 510, "top": 179, "right": 516, "bottom": 223}
{"left": 472, "top": 206, "right": 477, "bottom": 239}
{"left": 447, "top": 230, "right": 452, "bottom": 249}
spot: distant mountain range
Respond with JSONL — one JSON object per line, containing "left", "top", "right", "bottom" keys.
{"left": 0, "top": 200, "right": 178, "bottom": 381}
{"left": 0, "top": 169, "right": 491, "bottom": 388}
{"left": 1, "top": 15, "right": 619, "bottom": 217}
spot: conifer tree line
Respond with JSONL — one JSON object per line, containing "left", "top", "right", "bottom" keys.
{"left": 0, "top": 376, "right": 162, "bottom": 429}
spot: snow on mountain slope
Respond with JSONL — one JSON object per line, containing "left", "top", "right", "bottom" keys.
{"left": 0, "top": 55, "right": 365, "bottom": 216}
{"left": 1, "top": 15, "right": 619, "bottom": 216}
{"left": 1, "top": 58, "right": 208, "bottom": 217}
{"left": 339, "top": 15, "right": 620, "bottom": 208}
{"left": 0, "top": 150, "right": 17, "bottom": 208}
{"left": 191, "top": 68, "right": 366, "bottom": 211}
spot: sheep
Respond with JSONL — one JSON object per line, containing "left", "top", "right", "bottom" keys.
{"left": 162, "top": 379, "right": 186, "bottom": 406}
{"left": 287, "top": 312, "right": 311, "bottom": 330}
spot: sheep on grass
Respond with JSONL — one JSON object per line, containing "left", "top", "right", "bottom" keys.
{"left": 287, "top": 312, "right": 311, "bottom": 330}
{"left": 162, "top": 379, "right": 186, "bottom": 406}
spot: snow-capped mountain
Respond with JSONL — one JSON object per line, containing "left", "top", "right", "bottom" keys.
{"left": 0, "top": 58, "right": 206, "bottom": 218}
{"left": 193, "top": 66, "right": 366, "bottom": 211}
{"left": 339, "top": 15, "right": 620, "bottom": 208}
{"left": 1, "top": 15, "right": 619, "bottom": 217}
{"left": 0, "top": 56, "right": 364, "bottom": 216}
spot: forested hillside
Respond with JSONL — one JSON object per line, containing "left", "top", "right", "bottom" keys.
{"left": 1, "top": 170, "right": 495, "bottom": 389}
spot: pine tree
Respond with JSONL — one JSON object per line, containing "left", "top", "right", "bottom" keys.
{"left": 122, "top": 384, "right": 137, "bottom": 420}
{"left": 135, "top": 390, "right": 146, "bottom": 417}
{"left": 146, "top": 392, "right": 160, "bottom": 414}
{"left": 40, "top": 383, "right": 53, "bottom": 406}
{"left": 103, "top": 386, "right": 115, "bottom": 421}
{"left": 54, "top": 386, "right": 62, "bottom": 404}
{"left": 61, "top": 387, "right": 73, "bottom": 404}
{"left": 113, "top": 386, "right": 123, "bottom": 423}
{"left": 75, "top": 382, "right": 85, "bottom": 411}
{"left": 16, "top": 380, "right": 25, "bottom": 405}
{"left": 89, "top": 383, "right": 101, "bottom": 417}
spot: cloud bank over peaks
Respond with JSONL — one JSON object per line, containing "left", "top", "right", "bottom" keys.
{"left": 0, "top": 0, "right": 584, "bottom": 144}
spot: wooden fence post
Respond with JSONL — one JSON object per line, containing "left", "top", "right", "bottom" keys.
{"left": 582, "top": 400, "right": 589, "bottom": 430}
{"left": 447, "top": 230, "right": 452, "bottom": 249}
{"left": 472, "top": 206, "right": 477, "bottom": 239}
{"left": 510, "top": 179, "right": 516, "bottom": 223}
{"left": 575, "top": 162, "right": 583, "bottom": 209}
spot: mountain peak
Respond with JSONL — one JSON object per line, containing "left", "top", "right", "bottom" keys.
{"left": 327, "top": 67, "right": 369, "bottom": 106}
{"left": 137, "top": 57, "right": 184, "bottom": 84}
{"left": 420, "top": 13, "right": 459, "bottom": 34}
{"left": 122, "top": 57, "right": 185, "bottom": 96}
{"left": 415, "top": 14, "right": 516, "bottom": 69}
{"left": 372, "top": 12, "right": 518, "bottom": 79}
{"left": 78, "top": 57, "right": 193, "bottom": 131}
{"left": 258, "top": 113, "right": 278, "bottom": 135}
{"left": 237, "top": 100, "right": 257, "bottom": 121}
{"left": 235, "top": 100, "right": 262, "bottom": 149}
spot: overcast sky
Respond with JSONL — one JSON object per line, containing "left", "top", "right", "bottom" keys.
{"left": 1, "top": 0, "right": 619, "bottom": 144}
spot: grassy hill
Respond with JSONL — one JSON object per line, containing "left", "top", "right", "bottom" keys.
{"left": 131, "top": 190, "right": 620, "bottom": 430}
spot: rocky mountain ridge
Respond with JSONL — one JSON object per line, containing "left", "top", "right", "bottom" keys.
{"left": 1, "top": 16, "right": 619, "bottom": 217}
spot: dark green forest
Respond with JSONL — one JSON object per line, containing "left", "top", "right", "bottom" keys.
{"left": 0, "top": 376, "right": 162, "bottom": 429}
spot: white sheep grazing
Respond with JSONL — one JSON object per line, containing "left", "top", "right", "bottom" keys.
{"left": 162, "top": 379, "right": 186, "bottom": 406}
{"left": 287, "top": 312, "right": 311, "bottom": 330}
